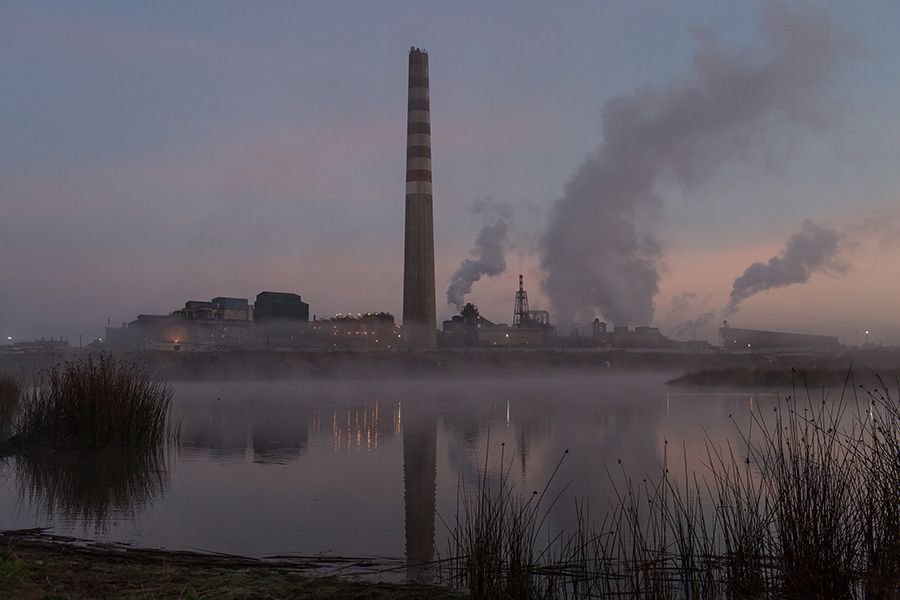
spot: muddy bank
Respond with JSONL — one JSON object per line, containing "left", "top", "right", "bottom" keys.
{"left": 0, "top": 529, "right": 463, "bottom": 600}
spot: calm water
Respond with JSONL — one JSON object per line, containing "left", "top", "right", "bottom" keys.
{"left": 0, "top": 375, "right": 777, "bottom": 565}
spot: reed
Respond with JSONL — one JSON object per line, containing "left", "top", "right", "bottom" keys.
{"left": 0, "top": 373, "right": 21, "bottom": 435}
{"left": 11, "top": 355, "right": 175, "bottom": 450}
{"left": 443, "top": 373, "right": 900, "bottom": 599}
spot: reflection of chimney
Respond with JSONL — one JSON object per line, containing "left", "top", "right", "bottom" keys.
{"left": 402, "top": 399, "right": 437, "bottom": 581}
{"left": 402, "top": 47, "right": 437, "bottom": 348}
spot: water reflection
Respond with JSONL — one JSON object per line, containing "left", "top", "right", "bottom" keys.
{"left": 403, "top": 398, "right": 437, "bottom": 581}
{"left": 14, "top": 447, "right": 169, "bottom": 532}
{"left": 0, "top": 377, "right": 777, "bottom": 563}
{"left": 330, "top": 401, "right": 399, "bottom": 455}
{"left": 251, "top": 403, "right": 309, "bottom": 463}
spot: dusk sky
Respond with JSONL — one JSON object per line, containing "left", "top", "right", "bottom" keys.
{"left": 3, "top": 1, "right": 900, "bottom": 345}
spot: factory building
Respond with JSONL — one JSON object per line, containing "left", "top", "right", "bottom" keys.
{"left": 441, "top": 275, "right": 553, "bottom": 347}
{"left": 402, "top": 47, "right": 437, "bottom": 349}
{"left": 254, "top": 292, "right": 309, "bottom": 323}
{"left": 106, "top": 292, "right": 300, "bottom": 351}
{"left": 104, "top": 291, "right": 402, "bottom": 352}
{"left": 253, "top": 292, "right": 311, "bottom": 348}
{"left": 178, "top": 297, "right": 251, "bottom": 321}
{"left": 313, "top": 312, "right": 401, "bottom": 351}
{"left": 442, "top": 303, "right": 491, "bottom": 347}
{"left": 2, "top": 338, "right": 70, "bottom": 354}
{"left": 478, "top": 327, "right": 546, "bottom": 347}
{"left": 720, "top": 323, "right": 840, "bottom": 354}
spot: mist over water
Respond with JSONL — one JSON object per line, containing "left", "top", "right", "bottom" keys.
{"left": 0, "top": 375, "right": 772, "bottom": 562}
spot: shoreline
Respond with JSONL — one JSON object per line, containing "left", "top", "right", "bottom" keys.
{"left": 0, "top": 347, "right": 864, "bottom": 380}
{"left": 0, "top": 529, "right": 463, "bottom": 599}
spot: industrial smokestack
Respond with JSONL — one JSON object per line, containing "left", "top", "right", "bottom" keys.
{"left": 403, "top": 47, "right": 437, "bottom": 348}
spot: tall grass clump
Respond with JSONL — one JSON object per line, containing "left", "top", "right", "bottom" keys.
{"left": 0, "top": 373, "right": 21, "bottom": 436}
{"left": 443, "top": 442, "right": 573, "bottom": 600}
{"left": 856, "top": 379, "right": 900, "bottom": 598}
{"left": 12, "top": 355, "right": 175, "bottom": 450}
{"left": 442, "top": 373, "right": 900, "bottom": 600}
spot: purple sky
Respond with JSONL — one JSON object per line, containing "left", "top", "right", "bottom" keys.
{"left": 2, "top": 1, "right": 900, "bottom": 345}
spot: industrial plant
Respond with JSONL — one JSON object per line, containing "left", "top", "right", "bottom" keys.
{"left": 3, "top": 48, "right": 853, "bottom": 359}
{"left": 102, "top": 292, "right": 400, "bottom": 352}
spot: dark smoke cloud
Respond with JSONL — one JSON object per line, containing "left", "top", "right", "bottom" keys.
{"left": 539, "top": 4, "right": 858, "bottom": 326}
{"left": 725, "top": 220, "right": 845, "bottom": 314}
{"left": 446, "top": 201, "right": 513, "bottom": 311}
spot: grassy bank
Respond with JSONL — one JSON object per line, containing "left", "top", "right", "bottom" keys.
{"left": 0, "top": 531, "right": 465, "bottom": 600}
{"left": 667, "top": 365, "right": 900, "bottom": 388}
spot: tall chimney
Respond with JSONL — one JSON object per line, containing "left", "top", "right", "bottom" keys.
{"left": 402, "top": 47, "right": 436, "bottom": 348}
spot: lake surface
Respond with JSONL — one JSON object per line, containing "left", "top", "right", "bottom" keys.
{"left": 0, "top": 375, "right": 778, "bottom": 569}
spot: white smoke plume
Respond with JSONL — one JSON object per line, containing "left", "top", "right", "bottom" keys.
{"left": 725, "top": 220, "right": 845, "bottom": 314}
{"left": 667, "top": 291, "right": 698, "bottom": 319}
{"left": 673, "top": 311, "right": 716, "bottom": 339}
{"left": 539, "top": 4, "right": 858, "bottom": 326}
{"left": 446, "top": 201, "right": 513, "bottom": 311}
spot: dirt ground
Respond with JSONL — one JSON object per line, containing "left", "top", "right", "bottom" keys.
{"left": 0, "top": 530, "right": 464, "bottom": 600}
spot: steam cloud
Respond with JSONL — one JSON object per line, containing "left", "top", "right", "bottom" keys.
{"left": 725, "top": 220, "right": 844, "bottom": 314}
{"left": 673, "top": 311, "right": 716, "bottom": 339}
{"left": 539, "top": 4, "right": 858, "bottom": 325}
{"left": 446, "top": 201, "right": 512, "bottom": 311}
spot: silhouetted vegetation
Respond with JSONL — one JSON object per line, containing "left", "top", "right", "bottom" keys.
{"left": 668, "top": 366, "right": 900, "bottom": 389}
{"left": 444, "top": 375, "right": 900, "bottom": 599}
{"left": 0, "top": 374, "right": 20, "bottom": 435}
{"left": 9, "top": 355, "right": 175, "bottom": 450}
